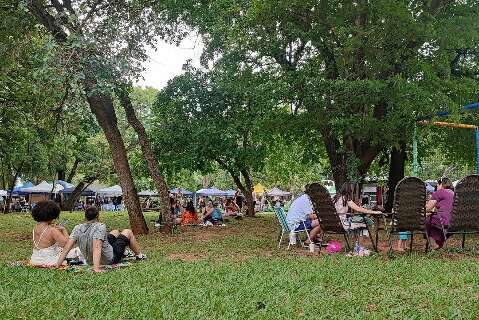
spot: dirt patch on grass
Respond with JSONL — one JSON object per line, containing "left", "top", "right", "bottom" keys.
{"left": 167, "top": 253, "right": 206, "bottom": 262}
{"left": 3, "top": 232, "right": 30, "bottom": 242}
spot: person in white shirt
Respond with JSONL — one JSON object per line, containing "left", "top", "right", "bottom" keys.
{"left": 286, "top": 190, "right": 320, "bottom": 245}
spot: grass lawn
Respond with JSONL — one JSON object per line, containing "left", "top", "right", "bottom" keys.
{"left": 1, "top": 212, "right": 479, "bottom": 319}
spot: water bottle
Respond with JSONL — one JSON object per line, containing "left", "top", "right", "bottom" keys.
{"left": 289, "top": 231, "right": 297, "bottom": 245}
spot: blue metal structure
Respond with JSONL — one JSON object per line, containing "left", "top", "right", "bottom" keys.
{"left": 414, "top": 102, "right": 479, "bottom": 175}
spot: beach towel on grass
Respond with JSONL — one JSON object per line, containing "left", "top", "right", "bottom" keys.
{"left": 11, "top": 259, "right": 134, "bottom": 273}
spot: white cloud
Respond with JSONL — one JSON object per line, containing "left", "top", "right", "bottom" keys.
{"left": 136, "top": 35, "right": 203, "bottom": 89}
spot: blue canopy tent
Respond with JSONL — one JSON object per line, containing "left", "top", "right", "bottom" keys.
{"left": 224, "top": 190, "right": 236, "bottom": 198}
{"left": 11, "top": 181, "right": 34, "bottom": 196}
{"left": 195, "top": 188, "right": 228, "bottom": 197}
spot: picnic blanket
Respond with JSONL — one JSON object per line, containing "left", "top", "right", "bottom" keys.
{"left": 11, "top": 259, "right": 135, "bottom": 273}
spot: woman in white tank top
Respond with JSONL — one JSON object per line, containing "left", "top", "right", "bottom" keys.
{"left": 30, "top": 201, "right": 69, "bottom": 267}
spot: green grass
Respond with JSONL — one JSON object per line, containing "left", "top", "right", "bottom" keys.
{"left": 1, "top": 212, "right": 479, "bottom": 319}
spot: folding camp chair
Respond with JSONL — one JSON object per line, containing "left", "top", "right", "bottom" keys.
{"left": 274, "top": 206, "right": 311, "bottom": 249}
{"left": 444, "top": 175, "right": 479, "bottom": 250}
{"left": 387, "top": 176, "right": 429, "bottom": 254}
{"left": 306, "top": 182, "right": 355, "bottom": 252}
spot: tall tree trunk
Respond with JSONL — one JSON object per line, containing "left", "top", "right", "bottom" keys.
{"left": 229, "top": 170, "right": 255, "bottom": 217}
{"left": 66, "top": 158, "right": 80, "bottom": 183}
{"left": 115, "top": 85, "right": 172, "bottom": 227}
{"left": 84, "top": 78, "right": 148, "bottom": 234}
{"left": 26, "top": 3, "right": 147, "bottom": 233}
{"left": 57, "top": 169, "right": 66, "bottom": 181}
{"left": 323, "top": 138, "right": 348, "bottom": 187}
{"left": 384, "top": 143, "right": 407, "bottom": 213}
{"left": 63, "top": 176, "right": 96, "bottom": 211}
{"left": 241, "top": 169, "right": 255, "bottom": 217}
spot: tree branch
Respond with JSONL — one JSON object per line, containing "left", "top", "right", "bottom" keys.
{"left": 27, "top": 0, "right": 68, "bottom": 43}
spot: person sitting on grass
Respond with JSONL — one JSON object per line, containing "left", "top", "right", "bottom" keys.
{"left": 56, "top": 207, "right": 147, "bottom": 272}
{"left": 333, "top": 183, "right": 382, "bottom": 248}
{"left": 286, "top": 187, "right": 321, "bottom": 247}
{"left": 224, "top": 198, "right": 240, "bottom": 216}
{"left": 203, "top": 201, "right": 224, "bottom": 225}
{"left": 426, "top": 177, "right": 454, "bottom": 250}
{"left": 202, "top": 200, "right": 215, "bottom": 224}
{"left": 30, "top": 200, "right": 70, "bottom": 267}
{"left": 211, "top": 202, "right": 224, "bottom": 224}
{"left": 176, "top": 201, "right": 199, "bottom": 225}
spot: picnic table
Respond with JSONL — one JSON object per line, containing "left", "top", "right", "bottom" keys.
{"left": 344, "top": 211, "right": 392, "bottom": 252}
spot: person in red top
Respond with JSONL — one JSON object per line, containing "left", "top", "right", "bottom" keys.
{"left": 176, "top": 201, "right": 199, "bottom": 225}
{"left": 426, "top": 177, "right": 455, "bottom": 249}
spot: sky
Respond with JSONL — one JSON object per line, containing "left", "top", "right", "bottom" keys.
{"left": 135, "top": 35, "right": 204, "bottom": 90}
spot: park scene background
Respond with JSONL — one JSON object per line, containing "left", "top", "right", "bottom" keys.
{"left": 1, "top": 0, "right": 479, "bottom": 319}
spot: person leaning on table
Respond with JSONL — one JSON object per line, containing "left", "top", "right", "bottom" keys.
{"left": 425, "top": 177, "right": 454, "bottom": 250}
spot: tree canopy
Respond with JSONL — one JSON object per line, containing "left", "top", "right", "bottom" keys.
{"left": 164, "top": 0, "right": 479, "bottom": 186}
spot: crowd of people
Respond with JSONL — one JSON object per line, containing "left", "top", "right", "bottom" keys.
{"left": 60, "top": 196, "right": 124, "bottom": 212}
{"left": 286, "top": 177, "right": 455, "bottom": 253}
{"left": 28, "top": 191, "right": 249, "bottom": 270}
{"left": 1, "top": 196, "right": 31, "bottom": 212}
{"left": 27, "top": 179, "right": 455, "bottom": 271}
{"left": 169, "top": 191, "right": 245, "bottom": 226}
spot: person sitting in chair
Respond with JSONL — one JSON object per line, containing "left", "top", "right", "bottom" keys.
{"left": 333, "top": 183, "right": 382, "bottom": 248}
{"left": 426, "top": 177, "right": 454, "bottom": 250}
{"left": 56, "top": 207, "right": 147, "bottom": 272}
{"left": 286, "top": 187, "right": 321, "bottom": 246}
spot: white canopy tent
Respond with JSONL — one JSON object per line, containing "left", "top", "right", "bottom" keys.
{"left": 138, "top": 190, "right": 158, "bottom": 197}
{"left": 22, "top": 181, "right": 64, "bottom": 194}
{"left": 97, "top": 185, "right": 123, "bottom": 197}
{"left": 87, "top": 181, "right": 108, "bottom": 193}
{"left": 266, "top": 187, "right": 291, "bottom": 197}
{"left": 0, "top": 190, "right": 7, "bottom": 197}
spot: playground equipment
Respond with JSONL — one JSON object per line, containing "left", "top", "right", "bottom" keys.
{"left": 413, "top": 102, "right": 479, "bottom": 176}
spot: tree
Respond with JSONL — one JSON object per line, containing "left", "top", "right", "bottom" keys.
{"left": 153, "top": 65, "right": 275, "bottom": 216}
{"left": 165, "top": 0, "right": 479, "bottom": 190}
{"left": 0, "top": 2, "right": 77, "bottom": 212}
{"left": 115, "top": 84, "right": 172, "bottom": 227}
{"left": 24, "top": 0, "right": 186, "bottom": 233}
{"left": 260, "top": 135, "right": 328, "bottom": 193}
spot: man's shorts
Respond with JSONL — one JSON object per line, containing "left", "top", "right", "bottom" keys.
{"left": 294, "top": 218, "right": 313, "bottom": 231}
{"left": 107, "top": 234, "right": 130, "bottom": 263}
